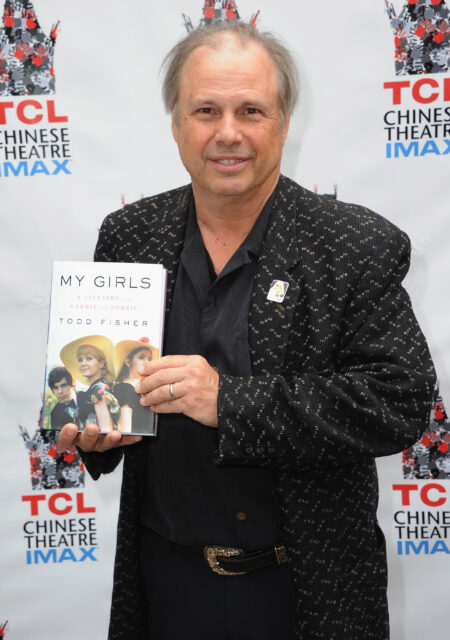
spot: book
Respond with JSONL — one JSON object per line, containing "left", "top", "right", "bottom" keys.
{"left": 42, "top": 261, "right": 167, "bottom": 436}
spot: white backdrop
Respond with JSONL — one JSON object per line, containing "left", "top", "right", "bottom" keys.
{"left": 1, "top": 1, "right": 449, "bottom": 638}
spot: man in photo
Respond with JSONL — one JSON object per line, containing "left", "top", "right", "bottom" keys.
{"left": 48, "top": 366, "right": 77, "bottom": 431}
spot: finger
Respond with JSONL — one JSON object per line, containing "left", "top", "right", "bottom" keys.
{"left": 149, "top": 398, "right": 184, "bottom": 415}
{"left": 94, "top": 431, "right": 142, "bottom": 452}
{"left": 75, "top": 424, "right": 102, "bottom": 452}
{"left": 136, "top": 368, "right": 186, "bottom": 395}
{"left": 140, "top": 380, "right": 185, "bottom": 407}
{"left": 58, "top": 423, "right": 79, "bottom": 448}
{"left": 119, "top": 434, "right": 143, "bottom": 446}
{"left": 140, "top": 354, "right": 200, "bottom": 377}
{"left": 150, "top": 397, "right": 218, "bottom": 428}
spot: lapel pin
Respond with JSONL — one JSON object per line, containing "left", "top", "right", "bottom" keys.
{"left": 267, "top": 280, "right": 289, "bottom": 303}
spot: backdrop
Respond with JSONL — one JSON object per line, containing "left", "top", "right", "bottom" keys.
{"left": 1, "top": 1, "right": 449, "bottom": 638}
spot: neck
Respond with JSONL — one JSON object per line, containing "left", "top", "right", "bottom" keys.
{"left": 193, "top": 174, "right": 279, "bottom": 275}
{"left": 86, "top": 374, "right": 103, "bottom": 385}
{"left": 193, "top": 174, "right": 279, "bottom": 236}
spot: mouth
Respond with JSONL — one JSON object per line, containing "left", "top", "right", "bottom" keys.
{"left": 210, "top": 156, "right": 249, "bottom": 169}
{"left": 216, "top": 159, "right": 245, "bottom": 165}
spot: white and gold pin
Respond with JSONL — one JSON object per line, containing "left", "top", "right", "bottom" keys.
{"left": 267, "top": 280, "right": 289, "bottom": 303}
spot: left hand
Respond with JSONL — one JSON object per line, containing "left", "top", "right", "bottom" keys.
{"left": 135, "top": 355, "right": 219, "bottom": 428}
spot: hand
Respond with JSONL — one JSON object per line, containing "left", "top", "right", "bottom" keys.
{"left": 32, "top": 44, "right": 48, "bottom": 67}
{"left": 58, "top": 423, "right": 142, "bottom": 452}
{"left": 135, "top": 355, "right": 219, "bottom": 428}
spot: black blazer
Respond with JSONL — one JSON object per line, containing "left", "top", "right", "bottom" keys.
{"left": 84, "top": 176, "right": 435, "bottom": 639}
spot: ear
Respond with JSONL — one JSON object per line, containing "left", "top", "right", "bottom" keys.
{"left": 125, "top": 357, "right": 132, "bottom": 367}
{"left": 171, "top": 116, "right": 179, "bottom": 144}
{"left": 280, "top": 114, "right": 291, "bottom": 146}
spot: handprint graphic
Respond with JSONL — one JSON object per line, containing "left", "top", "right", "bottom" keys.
{"left": 0, "top": 1, "right": 59, "bottom": 94}
{"left": 385, "top": 0, "right": 450, "bottom": 74}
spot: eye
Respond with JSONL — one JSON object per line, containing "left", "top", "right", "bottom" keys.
{"left": 244, "top": 107, "right": 260, "bottom": 115}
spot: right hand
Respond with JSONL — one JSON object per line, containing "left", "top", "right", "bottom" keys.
{"left": 58, "top": 423, "right": 142, "bottom": 452}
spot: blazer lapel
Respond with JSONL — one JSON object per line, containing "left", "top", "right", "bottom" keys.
{"left": 249, "top": 176, "right": 302, "bottom": 376}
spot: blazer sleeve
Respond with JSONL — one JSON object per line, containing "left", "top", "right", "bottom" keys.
{"left": 216, "top": 227, "right": 436, "bottom": 472}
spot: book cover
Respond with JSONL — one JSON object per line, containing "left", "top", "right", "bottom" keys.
{"left": 42, "top": 261, "right": 167, "bottom": 436}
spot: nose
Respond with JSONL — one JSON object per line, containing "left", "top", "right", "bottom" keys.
{"left": 214, "top": 113, "right": 243, "bottom": 146}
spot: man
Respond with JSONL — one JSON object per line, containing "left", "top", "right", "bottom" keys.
{"left": 59, "top": 22, "right": 435, "bottom": 640}
{"left": 48, "top": 366, "right": 77, "bottom": 430}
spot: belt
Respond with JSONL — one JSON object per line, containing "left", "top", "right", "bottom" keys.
{"left": 189, "top": 543, "right": 289, "bottom": 576}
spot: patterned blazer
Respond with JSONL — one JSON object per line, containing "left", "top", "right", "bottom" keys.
{"left": 84, "top": 175, "right": 435, "bottom": 639}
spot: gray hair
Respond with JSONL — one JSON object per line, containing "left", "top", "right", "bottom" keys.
{"left": 161, "top": 22, "right": 299, "bottom": 122}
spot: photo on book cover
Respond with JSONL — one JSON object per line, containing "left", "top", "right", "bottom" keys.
{"left": 42, "top": 262, "right": 166, "bottom": 436}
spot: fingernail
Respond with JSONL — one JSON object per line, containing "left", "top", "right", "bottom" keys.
{"left": 86, "top": 426, "right": 96, "bottom": 436}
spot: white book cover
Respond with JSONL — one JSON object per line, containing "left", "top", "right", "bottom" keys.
{"left": 42, "top": 261, "right": 167, "bottom": 436}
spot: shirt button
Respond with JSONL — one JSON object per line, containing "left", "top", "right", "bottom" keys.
{"left": 236, "top": 511, "right": 247, "bottom": 522}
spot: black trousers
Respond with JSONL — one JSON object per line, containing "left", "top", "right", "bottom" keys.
{"left": 139, "top": 527, "right": 297, "bottom": 640}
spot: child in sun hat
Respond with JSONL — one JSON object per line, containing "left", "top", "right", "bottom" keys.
{"left": 113, "top": 337, "right": 159, "bottom": 434}
{"left": 60, "top": 335, "right": 120, "bottom": 433}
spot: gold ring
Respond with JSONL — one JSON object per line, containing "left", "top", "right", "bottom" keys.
{"left": 169, "top": 383, "right": 174, "bottom": 400}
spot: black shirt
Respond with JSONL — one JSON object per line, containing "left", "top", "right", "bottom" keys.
{"left": 50, "top": 399, "right": 78, "bottom": 430}
{"left": 140, "top": 190, "right": 282, "bottom": 550}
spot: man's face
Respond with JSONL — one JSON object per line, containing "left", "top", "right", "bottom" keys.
{"left": 52, "top": 378, "right": 72, "bottom": 403}
{"left": 171, "top": 36, "right": 290, "bottom": 204}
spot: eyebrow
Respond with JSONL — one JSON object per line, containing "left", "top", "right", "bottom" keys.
{"left": 190, "top": 96, "right": 267, "bottom": 109}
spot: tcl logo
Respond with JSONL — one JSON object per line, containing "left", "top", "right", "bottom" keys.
{"left": 22, "top": 492, "right": 95, "bottom": 516}
{"left": 0, "top": 99, "right": 68, "bottom": 125}
{"left": 393, "top": 483, "right": 447, "bottom": 507}
{"left": 384, "top": 78, "right": 450, "bottom": 104}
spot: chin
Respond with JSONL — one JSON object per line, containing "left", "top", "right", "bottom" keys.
{"left": 208, "top": 180, "right": 251, "bottom": 198}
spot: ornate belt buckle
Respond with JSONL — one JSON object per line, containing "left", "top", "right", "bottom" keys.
{"left": 204, "top": 545, "right": 246, "bottom": 576}
{"left": 275, "top": 544, "right": 288, "bottom": 564}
